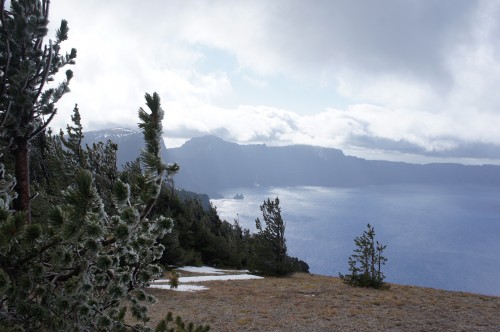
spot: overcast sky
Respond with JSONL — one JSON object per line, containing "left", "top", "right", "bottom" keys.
{"left": 45, "top": 0, "right": 500, "bottom": 164}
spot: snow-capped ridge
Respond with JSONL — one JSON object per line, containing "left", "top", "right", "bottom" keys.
{"left": 85, "top": 127, "right": 138, "bottom": 140}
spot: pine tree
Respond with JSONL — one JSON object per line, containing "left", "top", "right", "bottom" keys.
{"left": 0, "top": 92, "right": 194, "bottom": 330}
{"left": 59, "top": 104, "right": 86, "bottom": 169}
{"left": 251, "top": 197, "right": 293, "bottom": 276}
{"left": 0, "top": 0, "right": 76, "bottom": 222}
{"left": 0, "top": 1, "right": 210, "bottom": 330}
{"left": 340, "top": 223, "right": 388, "bottom": 289}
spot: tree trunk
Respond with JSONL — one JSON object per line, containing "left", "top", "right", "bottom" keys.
{"left": 12, "top": 137, "right": 31, "bottom": 223}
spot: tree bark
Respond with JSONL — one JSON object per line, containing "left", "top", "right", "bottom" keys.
{"left": 12, "top": 137, "right": 31, "bottom": 223}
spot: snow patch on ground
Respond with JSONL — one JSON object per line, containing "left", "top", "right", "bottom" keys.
{"left": 177, "top": 266, "right": 249, "bottom": 274}
{"left": 150, "top": 266, "right": 262, "bottom": 292}
{"left": 149, "top": 284, "right": 209, "bottom": 292}
{"left": 153, "top": 274, "right": 263, "bottom": 284}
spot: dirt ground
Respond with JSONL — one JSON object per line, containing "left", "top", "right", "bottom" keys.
{"left": 142, "top": 272, "right": 500, "bottom": 331}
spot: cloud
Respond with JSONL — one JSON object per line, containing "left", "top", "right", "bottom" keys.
{"left": 242, "top": 76, "right": 268, "bottom": 88}
{"left": 349, "top": 136, "right": 500, "bottom": 160}
{"left": 173, "top": 0, "right": 477, "bottom": 84}
{"left": 161, "top": 99, "right": 500, "bottom": 163}
{"left": 42, "top": 1, "right": 500, "bottom": 164}
{"left": 444, "top": 1, "right": 500, "bottom": 114}
{"left": 164, "top": 102, "right": 298, "bottom": 143}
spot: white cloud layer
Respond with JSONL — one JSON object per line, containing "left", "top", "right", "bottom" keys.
{"left": 43, "top": 0, "right": 500, "bottom": 164}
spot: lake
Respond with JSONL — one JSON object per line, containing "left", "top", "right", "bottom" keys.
{"left": 211, "top": 184, "right": 500, "bottom": 296}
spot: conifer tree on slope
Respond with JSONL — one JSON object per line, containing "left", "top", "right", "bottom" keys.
{"left": 340, "top": 223, "right": 388, "bottom": 289}
{"left": 0, "top": 0, "right": 76, "bottom": 222}
{"left": 0, "top": 2, "right": 209, "bottom": 330}
{"left": 0, "top": 92, "right": 183, "bottom": 330}
{"left": 253, "top": 197, "right": 292, "bottom": 276}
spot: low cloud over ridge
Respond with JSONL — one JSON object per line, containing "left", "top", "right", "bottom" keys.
{"left": 48, "top": 1, "right": 500, "bottom": 164}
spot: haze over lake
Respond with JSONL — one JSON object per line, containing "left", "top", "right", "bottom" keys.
{"left": 212, "top": 184, "right": 500, "bottom": 296}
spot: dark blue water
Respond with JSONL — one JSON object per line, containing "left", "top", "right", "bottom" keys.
{"left": 212, "top": 185, "right": 500, "bottom": 296}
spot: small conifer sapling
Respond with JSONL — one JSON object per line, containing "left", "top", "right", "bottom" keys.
{"left": 340, "top": 223, "right": 388, "bottom": 289}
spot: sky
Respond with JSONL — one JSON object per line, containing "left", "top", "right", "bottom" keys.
{"left": 41, "top": 0, "right": 500, "bottom": 164}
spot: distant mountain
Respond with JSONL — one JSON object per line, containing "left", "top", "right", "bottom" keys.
{"left": 165, "top": 135, "right": 500, "bottom": 195}
{"left": 83, "top": 131, "right": 500, "bottom": 197}
{"left": 82, "top": 128, "right": 168, "bottom": 168}
{"left": 82, "top": 128, "right": 210, "bottom": 205}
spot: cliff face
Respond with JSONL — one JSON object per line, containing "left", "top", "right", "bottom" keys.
{"left": 164, "top": 135, "right": 500, "bottom": 195}
{"left": 83, "top": 131, "right": 500, "bottom": 196}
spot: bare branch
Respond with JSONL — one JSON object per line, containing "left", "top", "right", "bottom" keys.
{"left": 29, "top": 107, "right": 57, "bottom": 139}
{"left": 43, "top": 0, "right": 50, "bottom": 19}
{"left": 33, "top": 40, "right": 54, "bottom": 102}
{"left": 0, "top": 99, "right": 11, "bottom": 128}
{"left": 139, "top": 172, "right": 165, "bottom": 222}
{"left": 50, "top": 264, "right": 81, "bottom": 285}
{"left": 17, "top": 238, "right": 62, "bottom": 266}
{"left": 0, "top": 5, "right": 11, "bottom": 100}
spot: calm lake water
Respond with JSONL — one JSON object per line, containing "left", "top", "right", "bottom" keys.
{"left": 211, "top": 185, "right": 500, "bottom": 296}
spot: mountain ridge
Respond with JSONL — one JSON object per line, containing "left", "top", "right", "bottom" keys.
{"left": 83, "top": 130, "right": 500, "bottom": 197}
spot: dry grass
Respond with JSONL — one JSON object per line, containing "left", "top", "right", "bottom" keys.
{"left": 142, "top": 272, "right": 500, "bottom": 331}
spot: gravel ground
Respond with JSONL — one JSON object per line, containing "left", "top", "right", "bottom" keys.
{"left": 142, "top": 272, "right": 500, "bottom": 331}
